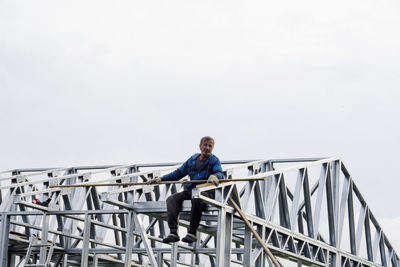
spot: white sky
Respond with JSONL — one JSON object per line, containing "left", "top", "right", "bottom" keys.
{"left": 1, "top": 0, "right": 400, "bottom": 254}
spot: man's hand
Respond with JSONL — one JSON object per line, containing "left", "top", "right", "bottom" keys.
{"left": 147, "top": 177, "right": 162, "bottom": 185}
{"left": 207, "top": 174, "right": 219, "bottom": 186}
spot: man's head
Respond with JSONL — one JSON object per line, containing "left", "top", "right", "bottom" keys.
{"left": 199, "top": 136, "right": 215, "bottom": 158}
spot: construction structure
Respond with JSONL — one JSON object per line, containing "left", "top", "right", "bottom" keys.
{"left": 0, "top": 157, "right": 399, "bottom": 266}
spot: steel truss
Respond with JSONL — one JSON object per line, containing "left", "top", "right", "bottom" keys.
{"left": 0, "top": 158, "right": 398, "bottom": 266}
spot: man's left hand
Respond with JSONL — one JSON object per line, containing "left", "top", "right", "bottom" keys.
{"left": 147, "top": 177, "right": 162, "bottom": 185}
{"left": 207, "top": 175, "right": 219, "bottom": 186}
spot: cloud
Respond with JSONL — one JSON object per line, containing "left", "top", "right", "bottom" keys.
{"left": 0, "top": 0, "right": 399, "bottom": 222}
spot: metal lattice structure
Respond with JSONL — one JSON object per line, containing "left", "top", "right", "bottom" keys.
{"left": 0, "top": 157, "right": 398, "bottom": 266}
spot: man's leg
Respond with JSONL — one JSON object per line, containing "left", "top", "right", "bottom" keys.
{"left": 164, "top": 190, "right": 191, "bottom": 243}
{"left": 183, "top": 190, "right": 215, "bottom": 243}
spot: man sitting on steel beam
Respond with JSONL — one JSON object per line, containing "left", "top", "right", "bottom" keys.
{"left": 147, "top": 136, "right": 223, "bottom": 243}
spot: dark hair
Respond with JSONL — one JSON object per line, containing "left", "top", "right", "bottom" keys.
{"left": 200, "top": 136, "right": 215, "bottom": 145}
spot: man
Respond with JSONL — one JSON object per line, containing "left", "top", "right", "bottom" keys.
{"left": 147, "top": 136, "right": 223, "bottom": 243}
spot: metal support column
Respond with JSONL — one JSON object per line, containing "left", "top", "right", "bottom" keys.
{"left": 216, "top": 207, "right": 233, "bottom": 267}
{"left": 124, "top": 211, "right": 135, "bottom": 266}
{"left": 132, "top": 211, "right": 158, "bottom": 267}
{"left": 40, "top": 213, "right": 49, "bottom": 265}
{"left": 171, "top": 242, "right": 178, "bottom": 267}
{"left": 81, "top": 213, "right": 91, "bottom": 267}
{"left": 0, "top": 213, "right": 10, "bottom": 267}
{"left": 243, "top": 221, "right": 252, "bottom": 266}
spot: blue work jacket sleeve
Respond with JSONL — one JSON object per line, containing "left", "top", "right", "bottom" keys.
{"left": 162, "top": 159, "right": 190, "bottom": 181}
{"left": 211, "top": 157, "right": 224, "bottom": 180}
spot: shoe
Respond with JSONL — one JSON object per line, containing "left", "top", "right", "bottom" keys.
{"left": 162, "top": 233, "right": 180, "bottom": 243}
{"left": 182, "top": 233, "right": 197, "bottom": 243}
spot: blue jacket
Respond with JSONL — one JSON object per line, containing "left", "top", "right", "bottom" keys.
{"left": 162, "top": 154, "right": 223, "bottom": 190}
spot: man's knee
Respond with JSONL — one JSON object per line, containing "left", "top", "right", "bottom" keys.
{"left": 166, "top": 195, "right": 175, "bottom": 206}
{"left": 191, "top": 198, "right": 206, "bottom": 210}
{"left": 167, "top": 192, "right": 185, "bottom": 207}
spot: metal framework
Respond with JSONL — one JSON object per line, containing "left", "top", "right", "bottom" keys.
{"left": 0, "top": 157, "right": 398, "bottom": 266}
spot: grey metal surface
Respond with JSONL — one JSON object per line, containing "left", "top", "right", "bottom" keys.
{"left": 0, "top": 158, "right": 399, "bottom": 266}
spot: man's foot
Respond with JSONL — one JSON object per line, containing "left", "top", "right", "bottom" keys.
{"left": 182, "top": 233, "right": 197, "bottom": 243}
{"left": 162, "top": 233, "right": 180, "bottom": 243}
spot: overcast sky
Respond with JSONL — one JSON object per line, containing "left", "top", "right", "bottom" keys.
{"left": 1, "top": 0, "right": 400, "bottom": 253}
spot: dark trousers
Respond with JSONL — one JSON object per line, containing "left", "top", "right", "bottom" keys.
{"left": 166, "top": 189, "right": 214, "bottom": 235}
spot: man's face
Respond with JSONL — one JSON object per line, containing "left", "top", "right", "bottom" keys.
{"left": 199, "top": 140, "right": 214, "bottom": 158}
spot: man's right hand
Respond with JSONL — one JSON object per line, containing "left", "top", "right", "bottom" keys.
{"left": 147, "top": 177, "right": 162, "bottom": 184}
{"left": 207, "top": 175, "right": 219, "bottom": 186}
